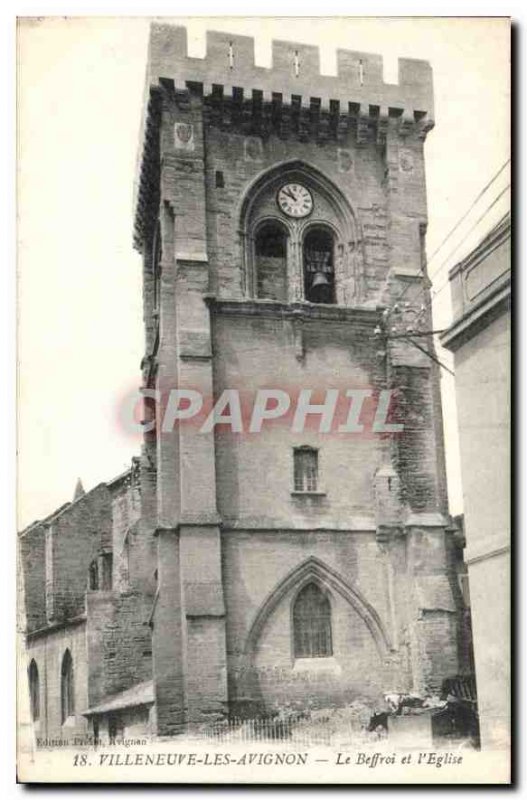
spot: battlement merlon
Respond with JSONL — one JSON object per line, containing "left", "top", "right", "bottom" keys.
{"left": 146, "top": 24, "right": 434, "bottom": 121}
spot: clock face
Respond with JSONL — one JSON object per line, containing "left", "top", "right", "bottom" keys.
{"left": 277, "top": 183, "right": 313, "bottom": 218}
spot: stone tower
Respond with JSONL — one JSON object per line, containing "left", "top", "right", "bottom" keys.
{"left": 133, "top": 24, "right": 465, "bottom": 735}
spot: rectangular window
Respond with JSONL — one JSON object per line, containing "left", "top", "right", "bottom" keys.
{"left": 294, "top": 447, "right": 318, "bottom": 492}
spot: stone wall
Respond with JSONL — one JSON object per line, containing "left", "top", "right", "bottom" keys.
{"left": 20, "top": 468, "right": 157, "bottom": 741}
{"left": 222, "top": 530, "right": 397, "bottom": 713}
{"left": 20, "top": 485, "right": 112, "bottom": 630}
{"left": 211, "top": 308, "right": 387, "bottom": 527}
{"left": 86, "top": 590, "right": 154, "bottom": 707}
{"left": 49, "top": 486, "right": 113, "bottom": 621}
{"left": 19, "top": 525, "right": 46, "bottom": 632}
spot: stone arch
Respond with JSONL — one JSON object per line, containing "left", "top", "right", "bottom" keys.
{"left": 237, "top": 160, "right": 364, "bottom": 303}
{"left": 244, "top": 556, "right": 393, "bottom": 659}
{"left": 238, "top": 159, "right": 358, "bottom": 238}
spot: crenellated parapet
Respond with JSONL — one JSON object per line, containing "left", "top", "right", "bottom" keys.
{"left": 134, "top": 24, "right": 434, "bottom": 251}
{"left": 147, "top": 24, "right": 434, "bottom": 123}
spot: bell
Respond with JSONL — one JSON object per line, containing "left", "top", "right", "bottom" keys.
{"left": 309, "top": 271, "right": 332, "bottom": 304}
{"left": 311, "top": 271, "right": 330, "bottom": 289}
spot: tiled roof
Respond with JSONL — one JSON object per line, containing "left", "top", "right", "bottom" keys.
{"left": 82, "top": 680, "right": 154, "bottom": 716}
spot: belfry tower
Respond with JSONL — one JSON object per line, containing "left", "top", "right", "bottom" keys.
{"left": 133, "top": 24, "right": 467, "bottom": 735}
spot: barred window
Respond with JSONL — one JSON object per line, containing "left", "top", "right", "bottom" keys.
{"left": 61, "top": 649, "right": 74, "bottom": 723}
{"left": 28, "top": 659, "right": 40, "bottom": 721}
{"left": 294, "top": 447, "right": 318, "bottom": 492}
{"left": 293, "top": 583, "right": 332, "bottom": 658}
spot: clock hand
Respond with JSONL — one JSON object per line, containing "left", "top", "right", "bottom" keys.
{"left": 283, "top": 188, "right": 297, "bottom": 202}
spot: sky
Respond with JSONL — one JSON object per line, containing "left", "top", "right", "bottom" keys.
{"left": 17, "top": 16, "right": 510, "bottom": 529}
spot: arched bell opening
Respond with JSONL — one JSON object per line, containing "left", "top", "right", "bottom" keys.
{"left": 237, "top": 159, "right": 361, "bottom": 305}
{"left": 254, "top": 220, "right": 288, "bottom": 302}
{"left": 303, "top": 226, "right": 336, "bottom": 304}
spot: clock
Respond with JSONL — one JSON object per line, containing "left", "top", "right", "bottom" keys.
{"left": 277, "top": 183, "right": 313, "bottom": 218}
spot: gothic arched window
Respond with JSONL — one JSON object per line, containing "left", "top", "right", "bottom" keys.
{"left": 28, "top": 659, "right": 40, "bottom": 721}
{"left": 303, "top": 226, "right": 335, "bottom": 304}
{"left": 293, "top": 583, "right": 333, "bottom": 658}
{"left": 61, "top": 649, "right": 74, "bottom": 723}
{"left": 254, "top": 222, "right": 287, "bottom": 302}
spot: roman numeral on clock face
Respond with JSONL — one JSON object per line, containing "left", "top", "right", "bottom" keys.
{"left": 277, "top": 183, "right": 313, "bottom": 218}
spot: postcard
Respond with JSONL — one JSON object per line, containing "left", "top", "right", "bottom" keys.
{"left": 16, "top": 16, "right": 511, "bottom": 784}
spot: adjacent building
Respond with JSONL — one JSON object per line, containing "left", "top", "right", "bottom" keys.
{"left": 441, "top": 213, "right": 511, "bottom": 750}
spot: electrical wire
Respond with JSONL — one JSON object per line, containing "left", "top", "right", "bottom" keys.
{"left": 426, "top": 159, "right": 510, "bottom": 266}
{"left": 385, "top": 160, "right": 511, "bottom": 315}
{"left": 403, "top": 336, "right": 455, "bottom": 376}
{"left": 427, "top": 184, "right": 510, "bottom": 285}
{"left": 402, "top": 187, "right": 511, "bottom": 329}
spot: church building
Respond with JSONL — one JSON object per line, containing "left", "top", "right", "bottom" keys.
{"left": 20, "top": 24, "right": 471, "bottom": 741}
